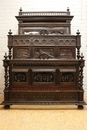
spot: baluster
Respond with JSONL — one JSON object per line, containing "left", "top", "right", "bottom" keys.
{"left": 8, "top": 29, "right": 12, "bottom": 59}
{"left": 76, "top": 30, "right": 81, "bottom": 59}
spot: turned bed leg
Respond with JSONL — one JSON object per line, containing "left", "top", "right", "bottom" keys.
{"left": 78, "top": 105, "right": 84, "bottom": 109}
{"left": 4, "top": 105, "right": 10, "bottom": 109}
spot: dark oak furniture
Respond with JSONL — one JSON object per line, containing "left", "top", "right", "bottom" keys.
{"left": 2, "top": 8, "right": 86, "bottom": 109}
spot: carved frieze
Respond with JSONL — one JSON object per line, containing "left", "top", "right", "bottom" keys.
{"left": 58, "top": 39, "right": 76, "bottom": 46}
{"left": 12, "top": 36, "right": 76, "bottom": 46}
{"left": 10, "top": 93, "right": 27, "bottom": 99}
{"left": 12, "top": 87, "right": 76, "bottom": 91}
{"left": 58, "top": 93, "right": 78, "bottom": 100}
{"left": 13, "top": 39, "right": 30, "bottom": 45}
{"left": 33, "top": 38, "right": 55, "bottom": 44}
{"left": 20, "top": 27, "right": 69, "bottom": 35}
{"left": 9, "top": 60, "right": 79, "bottom": 66}
{"left": 33, "top": 93, "right": 54, "bottom": 100}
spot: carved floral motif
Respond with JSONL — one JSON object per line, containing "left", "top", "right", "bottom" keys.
{"left": 14, "top": 72, "right": 26, "bottom": 82}
{"left": 61, "top": 73, "right": 74, "bottom": 82}
{"left": 34, "top": 72, "right": 54, "bottom": 82}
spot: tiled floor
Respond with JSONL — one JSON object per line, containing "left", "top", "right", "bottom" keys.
{"left": 0, "top": 97, "right": 87, "bottom": 130}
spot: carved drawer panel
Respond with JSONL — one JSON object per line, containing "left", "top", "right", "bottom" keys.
{"left": 9, "top": 92, "right": 78, "bottom": 101}
{"left": 9, "top": 92, "right": 28, "bottom": 101}
{"left": 58, "top": 92, "right": 78, "bottom": 101}
{"left": 32, "top": 92, "right": 78, "bottom": 101}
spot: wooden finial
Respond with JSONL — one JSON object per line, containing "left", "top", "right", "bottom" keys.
{"left": 20, "top": 7, "right": 22, "bottom": 12}
{"left": 8, "top": 29, "right": 12, "bottom": 35}
{"left": 4, "top": 53, "right": 8, "bottom": 60}
{"left": 67, "top": 7, "right": 69, "bottom": 12}
{"left": 81, "top": 53, "right": 84, "bottom": 59}
{"left": 76, "top": 30, "right": 80, "bottom": 35}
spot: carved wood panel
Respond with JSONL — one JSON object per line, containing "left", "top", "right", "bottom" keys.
{"left": 58, "top": 47, "right": 75, "bottom": 58}
{"left": 34, "top": 48, "right": 55, "bottom": 59}
{"left": 13, "top": 47, "right": 30, "bottom": 59}
{"left": 61, "top": 72, "right": 74, "bottom": 82}
{"left": 33, "top": 72, "right": 54, "bottom": 82}
{"left": 20, "top": 27, "right": 69, "bottom": 35}
{"left": 14, "top": 72, "right": 26, "bottom": 82}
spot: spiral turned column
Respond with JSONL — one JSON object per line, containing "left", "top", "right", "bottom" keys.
{"left": 3, "top": 53, "right": 9, "bottom": 90}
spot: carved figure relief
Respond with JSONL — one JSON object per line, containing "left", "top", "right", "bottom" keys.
{"left": 14, "top": 72, "right": 26, "bottom": 82}
{"left": 16, "top": 48, "right": 30, "bottom": 58}
{"left": 61, "top": 73, "right": 74, "bottom": 82}
{"left": 59, "top": 48, "right": 72, "bottom": 58}
{"left": 34, "top": 72, "right": 54, "bottom": 82}
{"left": 34, "top": 48, "right": 54, "bottom": 59}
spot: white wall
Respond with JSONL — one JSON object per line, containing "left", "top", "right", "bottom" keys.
{"left": 0, "top": 0, "right": 87, "bottom": 97}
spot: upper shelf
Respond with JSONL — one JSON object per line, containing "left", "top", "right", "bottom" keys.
{"left": 15, "top": 7, "right": 74, "bottom": 23}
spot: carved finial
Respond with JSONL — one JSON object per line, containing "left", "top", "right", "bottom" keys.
{"left": 19, "top": 7, "right": 22, "bottom": 15}
{"left": 67, "top": 7, "right": 70, "bottom": 15}
{"left": 20, "top": 7, "right": 22, "bottom": 12}
{"left": 67, "top": 7, "right": 69, "bottom": 12}
{"left": 4, "top": 53, "right": 8, "bottom": 60}
{"left": 76, "top": 30, "right": 80, "bottom": 35}
{"left": 8, "top": 29, "right": 12, "bottom": 35}
{"left": 81, "top": 53, "right": 84, "bottom": 59}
